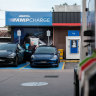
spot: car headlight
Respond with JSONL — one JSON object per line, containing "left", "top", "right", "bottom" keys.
{"left": 8, "top": 53, "right": 16, "bottom": 58}
{"left": 50, "top": 55, "right": 57, "bottom": 60}
{"left": 31, "top": 55, "right": 35, "bottom": 58}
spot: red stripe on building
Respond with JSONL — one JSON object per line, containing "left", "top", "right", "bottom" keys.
{"left": 52, "top": 23, "right": 81, "bottom": 26}
{"left": 53, "top": 27, "right": 54, "bottom": 45}
{"left": 81, "top": 58, "right": 96, "bottom": 71}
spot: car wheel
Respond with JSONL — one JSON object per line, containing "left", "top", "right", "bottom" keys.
{"left": 14, "top": 57, "right": 18, "bottom": 67}
{"left": 56, "top": 61, "right": 59, "bottom": 67}
{"left": 30, "top": 62, "right": 33, "bottom": 67}
{"left": 56, "top": 64, "right": 59, "bottom": 67}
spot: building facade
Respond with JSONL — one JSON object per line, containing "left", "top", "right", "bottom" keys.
{"left": 6, "top": 10, "right": 81, "bottom": 59}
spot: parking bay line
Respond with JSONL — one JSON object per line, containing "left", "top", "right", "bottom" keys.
{"left": 62, "top": 62, "right": 65, "bottom": 70}
{"left": 19, "top": 62, "right": 64, "bottom": 70}
{"left": 20, "top": 63, "right": 30, "bottom": 69}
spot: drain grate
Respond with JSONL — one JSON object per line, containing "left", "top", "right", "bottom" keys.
{"left": 44, "top": 75, "right": 59, "bottom": 78}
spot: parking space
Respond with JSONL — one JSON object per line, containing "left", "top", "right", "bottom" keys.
{"left": 0, "top": 60, "right": 80, "bottom": 70}
{"left": 0, "top": 62, "right": 65, "bottom": 70}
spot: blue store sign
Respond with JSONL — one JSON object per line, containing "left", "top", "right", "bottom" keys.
{"left": 68, "top": 30, "right": 80, "bottom": 36}
{"left": 6, "top": 12, "right": 52, "bottom": 26}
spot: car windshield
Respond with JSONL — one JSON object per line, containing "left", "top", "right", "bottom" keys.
{"left": 0, "top": 44, "right": 17, "bottom": 51}
{"left": 35, "top": 47, "right": 57, "bottom": 54}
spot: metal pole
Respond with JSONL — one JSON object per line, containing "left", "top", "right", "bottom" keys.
{"left": 48, "top": 36, "right": 49, "bottom": 46}
{"left": 19, "top": 36, "right": 20, "bottom": 44}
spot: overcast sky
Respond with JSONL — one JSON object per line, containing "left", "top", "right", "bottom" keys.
{"left": 0, "top": 0, "right": 82, "bottom": 27}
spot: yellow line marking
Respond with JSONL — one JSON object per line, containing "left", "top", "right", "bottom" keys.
{"left": 60, "top": 60, "right": 64, "bottom": 62}
{"left": 20, "top": 63, "right": 30, "bottom": 69}
{"left": 63, "top": 60, "right": 80, "bottom": 63}
{"left": 62, "top": 62, "right": 65, "bottom": 70}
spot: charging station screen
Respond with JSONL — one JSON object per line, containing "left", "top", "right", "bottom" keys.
{"left": 70, "top": 40, "right": 78, "bottom": 53}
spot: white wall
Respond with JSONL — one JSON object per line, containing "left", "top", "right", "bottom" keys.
{"left": 54, "top": 5, "right": 81, "bottom": 12}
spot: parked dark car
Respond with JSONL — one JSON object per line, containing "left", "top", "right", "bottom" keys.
{"left": 0, "top": 43, "right": 25, "bottom": 67}
{"left": 30, "top": 46, "right": 59, "bottom": 67}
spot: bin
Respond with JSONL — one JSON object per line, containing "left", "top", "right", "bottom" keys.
{"left": 58, "top": 49, "right": 64, "bottom": 60}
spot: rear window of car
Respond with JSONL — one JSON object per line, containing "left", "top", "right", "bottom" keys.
{"left": 35, "top": 47, "right": 57, "bottom": 54}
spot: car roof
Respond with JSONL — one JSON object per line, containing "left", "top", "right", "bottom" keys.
{"left": 38, "top": 45, "right": 56, "bottom": 48}
{"left": 0, "top": 43, "right": 18, "bottom": 45}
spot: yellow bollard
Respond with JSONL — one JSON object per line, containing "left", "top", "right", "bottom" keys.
{"left": 58, "top": 49, "right": 64, "bottom": 60}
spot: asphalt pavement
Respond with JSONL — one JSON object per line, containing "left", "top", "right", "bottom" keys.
{"left": 0, "top": 69, "right": 74, "bottom": 96}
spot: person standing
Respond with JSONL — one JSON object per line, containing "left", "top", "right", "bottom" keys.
{"left": 28, "top": 41, "right": 37, "bottom": 54}
{"left": 23, "top": 34, "right": 30, "bottom": 62}
{"left": 28, "top": 41, "right": 38, "bottom": 62}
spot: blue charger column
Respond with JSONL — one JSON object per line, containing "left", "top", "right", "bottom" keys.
{"left": 68, "top": 30, "right": 79, "bottom": 54}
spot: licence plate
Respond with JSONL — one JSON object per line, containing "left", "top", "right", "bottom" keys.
{"left": 41, "top": 61, "right": 47, "bottom": 63}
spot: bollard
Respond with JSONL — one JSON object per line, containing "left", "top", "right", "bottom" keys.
{"left": 58, "top": 49, "right": 64, "bottom": 60}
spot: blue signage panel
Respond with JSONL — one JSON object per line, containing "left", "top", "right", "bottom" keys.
{"left": 70, "top": 40, "right": 78, "bottom": 53}
{"left": 6, "top": 12, "right": 52, "bottom": 26}
{"left": 68, "top": 30, "right": 80, "bottom": 36}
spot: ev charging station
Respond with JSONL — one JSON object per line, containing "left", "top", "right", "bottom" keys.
{"left": 66, "top": 30, "right": 81, "bottom": 59}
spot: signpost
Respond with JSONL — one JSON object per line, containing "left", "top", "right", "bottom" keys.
{"left": 47, "top": 30, "right": 51, "bottom": 46}
{"left": 17, "top": 29, "right": 21, "bottom": 44}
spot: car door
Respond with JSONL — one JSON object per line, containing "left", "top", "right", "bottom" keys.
{"left": 17, "top": 44, "right": 24, "bottom": 63}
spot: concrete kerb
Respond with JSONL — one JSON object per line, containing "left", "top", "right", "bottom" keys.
{"left": 60, "top": 60, "right": 80, "bottom": 69}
